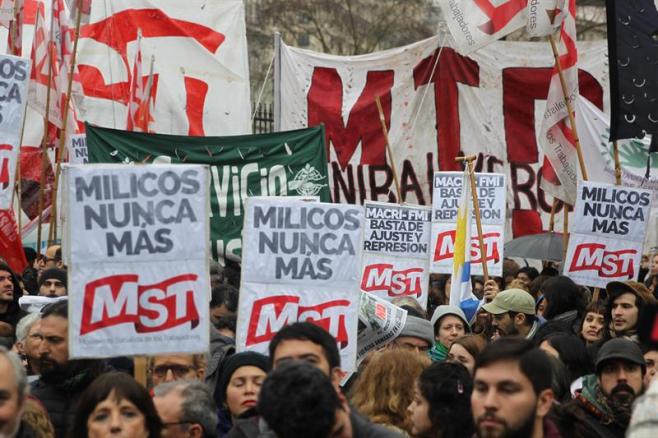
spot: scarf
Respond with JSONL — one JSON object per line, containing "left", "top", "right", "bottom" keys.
{"left": 428, "top": 341, "right": 449, "bottom": 362}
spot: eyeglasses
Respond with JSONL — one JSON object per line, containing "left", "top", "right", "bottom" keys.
{"left": 152, "top": 364, "right": 196, "bottom": 378}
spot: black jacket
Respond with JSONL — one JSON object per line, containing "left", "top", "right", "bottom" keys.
{"left": 29, "top": 360, "right": 107, "bottom": 438}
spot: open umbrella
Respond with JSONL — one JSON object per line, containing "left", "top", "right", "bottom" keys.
{"left": 504, "top": 232, "right": 564, "bottom": 262}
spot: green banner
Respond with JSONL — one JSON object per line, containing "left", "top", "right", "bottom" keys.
{"left": 87, "top": 124, "right": 331, "bottom": 261}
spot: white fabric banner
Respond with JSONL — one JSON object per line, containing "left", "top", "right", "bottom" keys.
{"left": 237, "top": 198, "right": 363, "bottom": 371}
{"left": 279, "top": 36, "right": 609, "bottom": 240}
{"left": 67, "top": 133, "right": 87, "bottom": 164}
{"left": 430, "top": 172, "right": 506, "bottom": 276}
{"left": 64, "top": 163, "right": 210, "bottom": 358}
{"left": 0, "top": 54, "right": 30, "bottom": 209}
{"left": 563, "top": 181, "right": 653, "bottom": 288}
{"left": 76, "top": 0, "right": 251, "bottom": 135}
{"left": 439, "top": 0, "right": 527, "bottom": 54}
{"left": 360, "top": 202, "right": 431, "bottom": 308}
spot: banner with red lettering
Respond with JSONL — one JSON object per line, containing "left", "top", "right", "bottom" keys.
{"left": 563, "top": 181, "right": 653, "bottom": 288}
{"left": 63, "top": 164, "right": 210, "bottom": 358}
{"left": 76, "top": 0, "right": 251, "bottom": 136}
{"left": 430, "top": 172, "right": 506, "bottom": 276}
{"left": 0, "top": 54, "right": 30, "bottom": 210}
{"left": 360, "top": 202, "right": 431, "bottom": 308}
{"left": 237, "top": 198, "right": 363, "bottom": 371}
{"left": 279, "top": 36, "right": 608, "bottom": 239}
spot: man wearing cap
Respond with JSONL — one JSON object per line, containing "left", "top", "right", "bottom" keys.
{"left": 482, "top": 288, "right": 539, "bottom": 340}
{"left": 37, "top": 268, "right": 67, "bottom": 298}
{"left": 388, "top": 315, "right": 434, "bottom": 355}
{"left": 606, "top": 281, "right": 655, "bottom": 342}
{"left": 560, "top": 338, "right": 646, "bottom": 438}
{"left": 428, "top": 305, "right": 470, "bottom": 362}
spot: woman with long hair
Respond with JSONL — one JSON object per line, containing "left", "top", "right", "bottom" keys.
{"left": 350, "top": 348, "right": 430, "bottom": 435}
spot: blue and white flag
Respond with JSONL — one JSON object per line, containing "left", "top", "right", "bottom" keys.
{"left": 449, "top": 167, "right": 481, "bottom": 322}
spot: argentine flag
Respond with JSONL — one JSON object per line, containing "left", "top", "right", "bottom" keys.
{"left": 449, "top": 167, "right": 481, "bottom": 323}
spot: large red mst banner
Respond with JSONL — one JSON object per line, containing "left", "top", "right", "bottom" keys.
{"left": 279, "top": 35, "right": 608, "bottom": 238}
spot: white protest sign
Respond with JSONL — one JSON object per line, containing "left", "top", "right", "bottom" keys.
{"left": 430, "top": 172, "right": 506, "bottom": 276}
{"left": 0, "top": 55, "right": 30, "bottom": 210}
{"left": 356, "top": 292, "right": 407, "bottom": 365}
{"left": 64, "top": 164, "right": 210, "bottom": 358}
{"left": 237, "top": 198, "right": 363, "bottom": 371}
{"left": 67, "top": 134, "right": 88, "bottom": 164}
{"left": 564, "top": 181, "right": 652, "bottom": 288}
{"left": 360, "top": 202, "right": 431, "bottom": 308}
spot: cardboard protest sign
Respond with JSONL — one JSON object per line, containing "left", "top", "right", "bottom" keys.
{"left": 237, "top": 198, "right": 363, "bottom": 371}
{"left": 430, "top": 172, "right": 506, "bottom": 276}
{"left": 564, "top": 181, "right": 653, "bottom": 288}
{"left": 360, "top": 202, "right": 431, "bottom": 308}
{"left": 0, "top": 55, "right": 30, "bottom": 210}
{"left": 63, "top": 164, "right": 210, "bottom": 358}
{"left": 356, "top": 292, "right": 407, "bottom": 365}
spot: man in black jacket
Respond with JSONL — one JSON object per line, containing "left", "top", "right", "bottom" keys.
{"left": 0, "top": 263, "right": 26, "bottom": 329}
{"left": 29, "top": 301, "right": 106, "bottom": 438}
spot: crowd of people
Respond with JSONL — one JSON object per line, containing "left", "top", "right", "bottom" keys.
{"left": 0, "top": 247, "right": 658, "bottom": 437}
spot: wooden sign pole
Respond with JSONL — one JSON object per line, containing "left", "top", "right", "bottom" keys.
{"left": 456, "top": 154, "right": 489, "bottom": 283}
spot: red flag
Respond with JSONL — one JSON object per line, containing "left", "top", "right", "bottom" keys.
{"left": 7, "top": 0, "right": 24, "bottom": 56}
{"left": 0, "top": 209, "right": 28, "bottom": 273}
{"left": 538, "top": 0, "right": 579, "bottom": 205}
{"left": 126, "top": 32, "right": 155, "bottom": 132}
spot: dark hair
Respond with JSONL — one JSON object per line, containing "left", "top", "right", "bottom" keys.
{"left": 268, "top": 322, "right": 340, "bottom": 369}
{"left": 210, "top": 284, "right": 239, "bottom": 313}
{"left": 529, "top": 275, "right": 550, "bottom": 299}
{"left": 451, "top": 334, "right": 487, "bottom": 361}
{"left": 214, "top": 314, "right": 237, "bottom": 334}
{"left": 69, "top": 372, "right": 162, "bottom": 438}
{"left": 222, "top": 260, "right": 241, "bottom": 288}
{"left": 541, "top": 333, "right": 592, "bottom": 382}
{"left": 259, "top": 362, "right": 340, "bottom": 438}
{"left": 606, "top": 283, "right": 655, "bottom": 330}
{"left": 418, "top": 362, "right": 474, "bottom": 438}
{"left": 517, "top": 267, "right": 539, "bottom": 281}
{"left": 474, "top": 338, "right": 552, "bottom": 394}
{"left": 579, "top": 301, "right": 608, "bottom": 338}
{"left": 541, "top": 276, "right": 586, "bottom": 320}
{"left": 41, "top": 299, "right": 68, "bottom": 319}
{"left": 546, "top": 355, "right": 571, "bottom": 403}
{"left": 540, "top": 266, "right": 559, "bottom": 277}
{"left": 508, "top": 311, "right": 535, "bottom": 327}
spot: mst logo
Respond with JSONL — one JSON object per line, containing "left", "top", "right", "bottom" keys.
{"left": 80, "top": 273, "right": 200, "bottom": 335}
{"left": 569, "top": 243, "right": 637, "bottom": 278}
{"left": 246, "top": 296, "right": 350, "bottom": 347}
{"left": 361, "top": 264, "right": 424, "bottom": 297}
{"left": 433, "top": 230, "right": 501, "bottom": 263}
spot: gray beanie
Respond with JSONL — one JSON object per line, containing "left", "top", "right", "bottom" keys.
{"left": 430, "top": 305, "right": 471, "bottom": 333}
{"left": 397, "top": 316, "right": 434, "bottom": 346}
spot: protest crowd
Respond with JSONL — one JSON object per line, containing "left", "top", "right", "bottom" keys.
{"left": 2, "top": 1, "right": 658, "bottom": 438}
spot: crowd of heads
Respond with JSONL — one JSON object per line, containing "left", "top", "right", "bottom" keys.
{"left": 1, "top": 248, "right": 658, "bottom": 437}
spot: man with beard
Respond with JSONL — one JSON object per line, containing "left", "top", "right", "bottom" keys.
{"left": 37, "top": 268, "right": 67, "bottom": 297}
{"left": 0, "top": 263, "right": 26, "bottom": 328}
{"left": 29, "top": 300, "right": 107, "bottom": 438}
{"left": 559, "top": 338, "right": 646, "bottom": 438}
{"left": 482, "top": 289, "right": 540, "bottom": 340}
{"left": 606, "top": 281, "right": 655, "bottom": 342}
{"left": 471, "top": 338, "right": 557, "bottom": 438}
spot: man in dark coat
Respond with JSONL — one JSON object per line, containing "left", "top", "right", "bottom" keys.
{"left": 29, "top": 301, "right": 106, "bottom": 438}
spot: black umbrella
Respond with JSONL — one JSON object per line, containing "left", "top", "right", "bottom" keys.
{"left": 504, "top": 232, "right": 564, "bottom": 262}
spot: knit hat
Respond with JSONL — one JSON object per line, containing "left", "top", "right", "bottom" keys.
{"left": 482, "top": 288, "right": 535, "bottom": 315}
{"left": 38, "top": 268, "right": 67, "bottom": 289}
{"left": 595, "top": 338, "right": 645, "bottom": 374}
{"left": 217, "top": 351, "right": 270, "bottom": 405}
{"left": 397, "top": 316, "right": 435, "bottom": 346}
{"left": 430, "top": 305, "right": 471, "bottom": 333}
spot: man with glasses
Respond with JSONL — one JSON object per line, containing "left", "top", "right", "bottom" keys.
{"left": 150, "top": 354, "right": 206, "bottom": 387}
{"left": 153, "top": 380, "right": 217, "bottom": 438}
